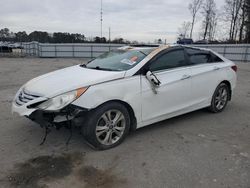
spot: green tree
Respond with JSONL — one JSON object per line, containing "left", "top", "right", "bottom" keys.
{"left": 15, "top": 31, "right": 28, "bottom": 42}
{"left": 0, "top": 28, "right": 10, "bottom": 40}
{"left": 29, "top": 31, "right": 50, "bottom": 43}
{"left": 245, "top": 0, "right": 250, "bottom": 42}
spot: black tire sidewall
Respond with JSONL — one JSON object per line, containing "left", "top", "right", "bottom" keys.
{"left": 82, "top": 102, "right": 130, "bottom": 150}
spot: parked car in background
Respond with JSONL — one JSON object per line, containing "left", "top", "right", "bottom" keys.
{"left": 0, "top": 45, "right": 12, "bottom": 53}
{"left": 177, "top": 38, "right": 193, "bottom": 45}
{"left": 8, "top": 43, "right": 23, "bottom": 49}
{"left": 193, "top": 39, "right": 209, "bottom": 44}
{"left": 12, "top": 45, "right": 237, "bottom": 150}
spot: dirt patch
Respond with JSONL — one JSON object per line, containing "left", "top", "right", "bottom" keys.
{"left": 5, "top": 152, "right": 126, "bottom": 188}
{"left": 6, "top": 152, "right": 83, "bottom": 188}
{"left": 77, "top": 165, "right": 126, "bottom": 188}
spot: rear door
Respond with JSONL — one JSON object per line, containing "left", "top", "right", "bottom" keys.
{"left": 185, "top": 47, "right": 226, "bottom": 107}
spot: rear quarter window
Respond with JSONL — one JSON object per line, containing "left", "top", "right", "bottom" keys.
{"left": 210, "top": 53, "right": 224, "bottom": 63}
{"left": 189, "top": 54, "right": 210, "bottom": 64}
{"left": 185, "top": 48, "right": 223, "bottom": 64}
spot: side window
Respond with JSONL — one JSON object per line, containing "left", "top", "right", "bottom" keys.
{"left": 189, "top": 54, "right": 211, "bottom": 64}
{"left": 186, "top": 48, "right": 210, "bottom": 64}
{"left": 210, "top": 53, "right": 223, "bottom": 63}
{"left": 186, "top": 48, "right": 223, "bottom": 64}
{"left": 150, "top": 50, "right": 186, "bottom": 72}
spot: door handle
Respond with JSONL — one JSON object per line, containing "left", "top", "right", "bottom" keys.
{"left": 214, "top": 67, "right": 221, "bottom": 71}
{"left": 181, "top": 75, "right": 191, "bottom": 80}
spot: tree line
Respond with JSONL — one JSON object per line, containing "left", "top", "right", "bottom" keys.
{"left": 0, "top": 28, "right": 129, "bottom": 44}
{"left": 178, "top": 0, "right": 250, "bottom": 43}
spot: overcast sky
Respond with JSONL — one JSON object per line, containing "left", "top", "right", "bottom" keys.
{"left": 0, "top": 0, "right": 225, "bottom": 43}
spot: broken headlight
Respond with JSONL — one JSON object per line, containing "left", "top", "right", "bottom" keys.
{"left": 37, "top": 87, "right": 88, "bottom": 111}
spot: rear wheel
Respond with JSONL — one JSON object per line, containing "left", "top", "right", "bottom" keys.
{"left": 209, "top": 83, "right": 229, "bottom": 113}
{"left": 82, "top": 102, "right": 130, "bottom": 150}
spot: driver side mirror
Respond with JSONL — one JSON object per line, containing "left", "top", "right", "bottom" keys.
{"left": 146, "top": 71, "right": 161, "bottom": 87}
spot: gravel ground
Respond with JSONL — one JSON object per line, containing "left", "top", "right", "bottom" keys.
{"left": 0, "top": 57, "right": 249, "bottom": 188}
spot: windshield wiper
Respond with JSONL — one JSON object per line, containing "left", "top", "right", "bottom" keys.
{"left": 80, "top": 64, "right": 114, "bottom": 71}
{"left": 80, "top": 58, "right": 95, "bottom": 68}
{"left": 80, "top": 64, "right": 87, "bottom": 68}
{"left": 139, "top": 50, "right": 147, "bottom": 56}
{"left": 88, "top": 66, "right": 115, "bottom": 71}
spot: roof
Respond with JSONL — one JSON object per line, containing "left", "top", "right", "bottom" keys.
{"left": 118, "top": 44, "right": 213, "bottom": 55}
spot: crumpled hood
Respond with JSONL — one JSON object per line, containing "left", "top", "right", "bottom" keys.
{"left": 24, "top": 65, "right": 126, "bottom": 98}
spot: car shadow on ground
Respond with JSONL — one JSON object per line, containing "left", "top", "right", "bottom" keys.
{"left": 130, "top": 108, "right": 211, "bottom": 135}
{"left": 20, "top": 108, "right": 212, "bottom": 151}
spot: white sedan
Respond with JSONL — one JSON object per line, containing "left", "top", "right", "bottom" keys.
{"left": 12, "top": 45, "right": 237, "bottom": 150}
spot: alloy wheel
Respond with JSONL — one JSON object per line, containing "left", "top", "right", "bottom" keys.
{"left": 214, "top": 87, "right": 228, "bottom": 110}
{"left": 95, "top": 110, "right": 126, "bottom": 146}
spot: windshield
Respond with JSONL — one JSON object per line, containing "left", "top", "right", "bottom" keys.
{"left": 86, "top": 49, "right": 153, "bottom": 71}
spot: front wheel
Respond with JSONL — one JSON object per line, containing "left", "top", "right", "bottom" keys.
{"left": 82, "top": 102, "right": 130, "bottom": 150}
{"left": 209, "top": 83, "right": 230, "bottom": 113}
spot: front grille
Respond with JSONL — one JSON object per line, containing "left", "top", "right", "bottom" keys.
{"left": 15, "top": 89, "right": 41, "bottom": 106}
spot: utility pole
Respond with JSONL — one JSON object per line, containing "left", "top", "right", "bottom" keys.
{"left": 100, "top": 0, "right": 103, "bottom": 38}
{"left": 109, "top": 27, "right": 111, "bottom": 43}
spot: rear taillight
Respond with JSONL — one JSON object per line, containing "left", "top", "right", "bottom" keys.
{"left": 231, "top": 65, "right": 237, "bottom": 72}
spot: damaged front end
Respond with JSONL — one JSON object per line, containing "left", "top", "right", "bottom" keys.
{"left": 13, "top": 86, "right": 90, "bottom": 128}
{"left": 27, "top": 104, "right": 89, "bottom": 145}
{"left": 12, "top": 86, "right": 91, "bottom": 144}
{"left": 28, "top": 104, "right": 88, "bottom": 129}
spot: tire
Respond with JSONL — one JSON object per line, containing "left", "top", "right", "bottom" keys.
{"left": 209, "top": 83, "right": 230, "bottom": 113}
{"left": 82, "top": 102, "right": 130, "bottom": 150}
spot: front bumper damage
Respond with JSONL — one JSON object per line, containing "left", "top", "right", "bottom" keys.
{"left": 27, "top": 104, "right": 89, "bottom": 129}
{"left": 12, "top": 88, "right": 90, "bottom": 144}
{"left": 26, "top": 104, "right": 89, "bottom": 145}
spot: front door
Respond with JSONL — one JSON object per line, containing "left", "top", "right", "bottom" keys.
{"left": 141, "top": 48, "right": 192, "bottom": 125}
